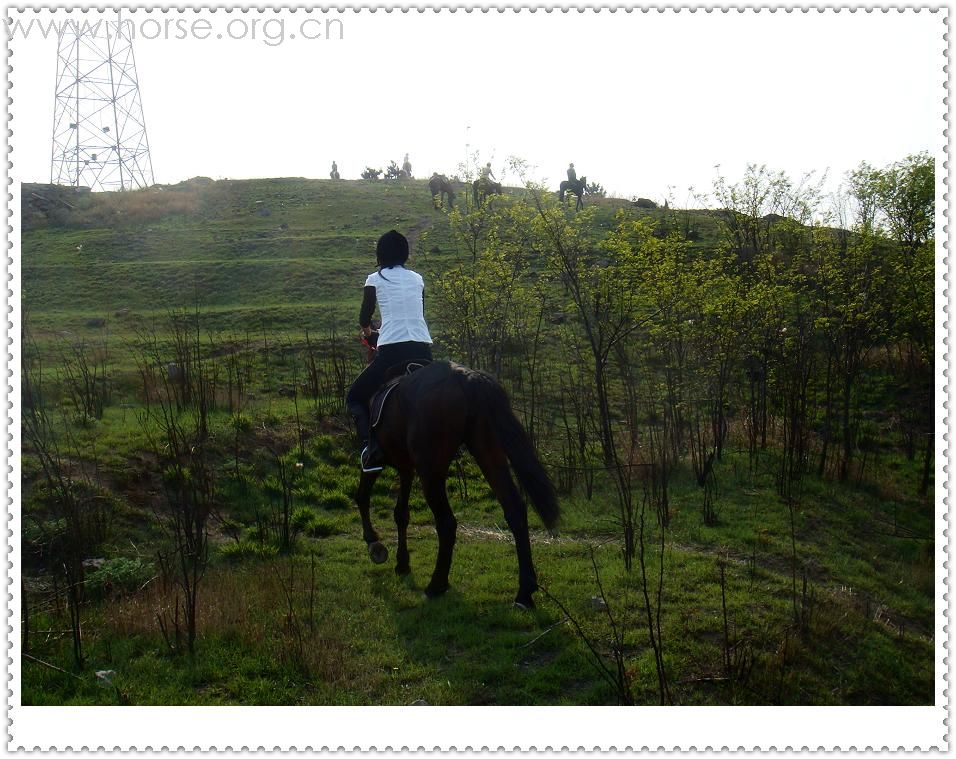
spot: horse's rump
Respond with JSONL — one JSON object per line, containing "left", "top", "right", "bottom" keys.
{"left": 384, "top": 362, "right": 559, "bottom": 529}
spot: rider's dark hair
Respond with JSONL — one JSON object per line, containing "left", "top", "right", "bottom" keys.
{"left": 376, "top": 230, "right": 409, "bottom": 277}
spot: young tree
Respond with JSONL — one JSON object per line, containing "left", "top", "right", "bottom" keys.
{"left": 432, "top": 200, "right": 539, "bottom": 374}
{"left": 711, "top": 163, "right": 824, "bottom": 275}
{"left": 836, "top": 155, "right": 934, "bottom": 488}
{"left": 808, "top": 226, "right": 894, "bottom": 481}
{"left": 875, "top": 152, "right": 935, "bottom": 258}
{"left": 871, "top": 153, "right": 935, "bottom": 491}
{"left": 530, "top": 195, "right": 659, "bottom": 468}
{"left": 136, "top": 313, "right": 215, "bottom": 654}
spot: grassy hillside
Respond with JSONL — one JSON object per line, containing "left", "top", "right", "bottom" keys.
{"left": 24, "top": 178, "right": 448, "bottom": 335}
{"left": 19, "top": 178, "right": 934, "bottom": 707}
{"left": 23, "top": 177, "right": 690, "bottom": 337}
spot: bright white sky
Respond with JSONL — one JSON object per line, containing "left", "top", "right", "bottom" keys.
{"left": 10, "top": 8, "right": 944, "bottom": 201}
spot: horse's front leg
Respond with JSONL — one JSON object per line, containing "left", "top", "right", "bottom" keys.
{"left": 356, "top": 470, "right": 388, "bottom": 564}
{"left": 394, "top": 468, "right": 414, "bottom": 576}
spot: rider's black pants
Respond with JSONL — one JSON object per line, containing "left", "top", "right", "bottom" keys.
{"left": 346, "top": 341, "right": 433, "bottom": 442}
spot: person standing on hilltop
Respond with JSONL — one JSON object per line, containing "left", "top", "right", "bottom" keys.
{"left": 402, "top": 153, "right": 412, "bottom": 177}
{"left": 330, "top": 161, "right": 340, "bottom": 180}
{"left": 346, "top": 230, "right": 433, "bottom": 472}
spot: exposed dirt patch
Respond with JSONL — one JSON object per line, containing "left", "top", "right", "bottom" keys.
{"left": 404, "top": 215, "right": 434, "bottom": 254}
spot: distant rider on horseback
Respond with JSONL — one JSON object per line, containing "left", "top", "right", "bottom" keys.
{"left": 347, "top": 230, "right": 434, "bottom": 472}
{"left": 567, "top": 163, "right": 577, "bottom": 184}
{"left": 480, "top": 162, "right": 496, "bottom": 186}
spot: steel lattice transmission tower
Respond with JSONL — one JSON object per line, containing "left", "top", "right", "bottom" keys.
{"left": 51, "top": 15, "right": 154, "bottom": 191}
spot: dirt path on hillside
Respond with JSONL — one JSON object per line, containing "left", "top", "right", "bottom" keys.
{"left": 404, "top": 214, "right": 434, "bottom": 255}
{"left": 396, "top": 521, "right": 933, "bottom": 642}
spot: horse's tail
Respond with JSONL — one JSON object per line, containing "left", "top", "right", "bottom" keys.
{"left": 468, "top": 373, "right": 560, "bottom": 530}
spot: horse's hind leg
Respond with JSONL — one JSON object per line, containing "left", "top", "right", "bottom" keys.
{"left": 394, "top": 467, "right": 414, "bottom": 576}
{"left": 469, "top": 442, "right": 539, "bottom": 609}
{"left": 420, "top": 472, "right": 457, "bottom": 598}
{"left": 356, "top": 470, "right": 388, "bottom": 564}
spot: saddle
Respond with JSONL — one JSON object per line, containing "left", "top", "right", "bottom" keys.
{"left": 369, "top": 360, "right": 430, "bottom": 429}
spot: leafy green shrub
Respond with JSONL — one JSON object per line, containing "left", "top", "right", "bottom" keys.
{"left": 232, "top": 413, "right": 253, "bottom": 434}
{"left": 245, "top": 523, "right": 268, "bottom": 544}
{"left": 288, "top": 506, "right": 336, "bottom": 538}
{"left": 308, "top": 435, "right": 337, "bottom": 462}
{"left": 23, "top": 477, "right": 117, "bottom": 566}
{"left": 384, "top": 161, "right": 403, "bottom": 180}
{"left": 326, "top": 448, "right": 350, "bottom": 466}
{"left": 307, "top": 436, "right": 350, "bottom": 467}
{"left": 318, "top": 491, "right": 352, "bottom": 511}
{"left": 297, "top": 484, "right": 318, "bottom": 505}
{"left": 217, "top": 541, "right": 279, "bottom": 565}
{"left": 262, "top": 475, "right": 285, "bottom": 499}
{"left": 291, "top": 506, "right": 319, "bottom": 533}
{"left": 86, "top": 557, "right": 154, "bottom": 599}
{"left": 313, "top": 462, "right": 354, "bottom": 491}
{"left": 22, "top": 517, "right": 67, "bottom": 565}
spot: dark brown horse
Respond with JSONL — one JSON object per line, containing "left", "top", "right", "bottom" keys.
{"left": 559, "top": 176, "right": 587, "bottom": 211}
{"left": 355, "top": 361, "right": 559, "bottom": 608}
{"left": 472, "top": 178, "right": 503, "bottom": 207}
{"left": 429, "top": 173, "right": 457, "bottom": 209}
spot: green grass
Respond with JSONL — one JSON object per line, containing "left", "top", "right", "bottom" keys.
{"left": 21, "top": 441, "right": 934, "bottom": 705}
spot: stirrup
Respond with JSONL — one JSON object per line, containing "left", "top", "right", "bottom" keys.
{"left": 361, "top": 446, "right": 384, "bottom": 473}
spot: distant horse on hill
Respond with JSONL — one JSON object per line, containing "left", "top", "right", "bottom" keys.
{"left": 559, "top": 176, "right": 587, "bottom": 211}
{"left": 429, "top": 174, "right": 457, "bottom": 209}
{"left": 355, "top": 361, "right": 559, "bottom": 609}
{"left": 472, "top": 178, "right": 503, "bottom": 207}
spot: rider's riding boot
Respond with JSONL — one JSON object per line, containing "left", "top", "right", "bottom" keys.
{"left": 348, "top": 402, "right": 384, "bottom": 473}
{"left": 362, "top": 438, "right": 384, "bottom": 473}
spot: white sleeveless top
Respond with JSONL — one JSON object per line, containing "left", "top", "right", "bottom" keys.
{"left": 365, "top": 267, "right": 433, "bottom": 347}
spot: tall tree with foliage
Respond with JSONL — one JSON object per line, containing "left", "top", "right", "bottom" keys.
{"left": 879, "top": 154, "right": 934, "bottom": 491}
{"left": 844, "top": 154, "right": 934, "bottom": 490}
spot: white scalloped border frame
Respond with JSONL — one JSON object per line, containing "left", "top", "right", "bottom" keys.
{"left": 3, "top": 5, "right": 949, "bottom": 750}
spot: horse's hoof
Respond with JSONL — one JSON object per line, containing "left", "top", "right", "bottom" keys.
{"left": 514, "top": 598, "right": 535, "bottom": 611}
{"left": 368, "top": 542, "right": 389, "bottom": 565}
{"left": 424, "top": 582, "right": 449, "bottom": 599}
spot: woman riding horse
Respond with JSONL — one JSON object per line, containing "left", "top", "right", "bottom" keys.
{"left": 346, "top": 231, "right": 433, "bottom": 472}
{"left": 355, "top": 361, "right": 559, "bottom": 608}
{"left": 559, "top": 175, "right": 587, "bottom": 211}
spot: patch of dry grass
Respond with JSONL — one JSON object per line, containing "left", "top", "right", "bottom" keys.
{"left": 75, "top": 186, "right": 206, "bottom": 228}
